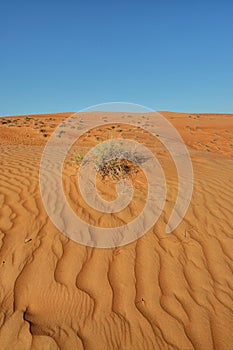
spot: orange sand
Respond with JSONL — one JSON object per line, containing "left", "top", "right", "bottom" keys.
{"left": 0, "top": 111, "right": 232, "bottom": 349}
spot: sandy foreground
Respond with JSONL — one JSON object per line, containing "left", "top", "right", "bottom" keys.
{"left": 0, "top": 111, "right": 232, "bottom": 349}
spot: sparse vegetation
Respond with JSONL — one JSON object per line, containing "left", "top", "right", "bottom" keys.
{"left": 98, "top": 158, "right": 138, "bottom": 182}
{"left": 72, "top": 152, "right": 85, "bottom": 165}
{"left": 72, "top": 138, "right": 146, "bottom": 183}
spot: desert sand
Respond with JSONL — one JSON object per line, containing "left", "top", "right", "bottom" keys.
{"left": 0, "top": 111, "right": 232, "bottom": 349}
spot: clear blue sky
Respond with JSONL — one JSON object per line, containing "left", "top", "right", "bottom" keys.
{"left": 1, "top": 0, "right": 233, "bottom": 115}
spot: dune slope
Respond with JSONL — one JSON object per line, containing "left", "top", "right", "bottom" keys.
{"left": 0, "top": 111, "right": 232, "bottom": 349}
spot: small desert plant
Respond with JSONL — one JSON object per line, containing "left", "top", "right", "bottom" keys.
{"left": 93, "top": 139, "right": 142, "bottom": 170}
{"left": 72, "top": 139, "right": 145, "bottom": 182}
{"left": 72, "top": 152, "right": 85, "bottom": 166}
{"left": 98, "top": 158, "right": 138, "bottom": 182}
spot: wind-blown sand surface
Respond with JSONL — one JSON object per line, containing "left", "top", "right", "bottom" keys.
{"left": 0, "top": 111, "right": 232, "bottom": 349}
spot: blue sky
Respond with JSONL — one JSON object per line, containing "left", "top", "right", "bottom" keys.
{"left": 1, "top": 0, "right": 233, "bottom": 115}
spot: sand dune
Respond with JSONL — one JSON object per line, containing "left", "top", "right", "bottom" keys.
{"left": 0, "top": 111, "right": 233, "bottom": 349}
